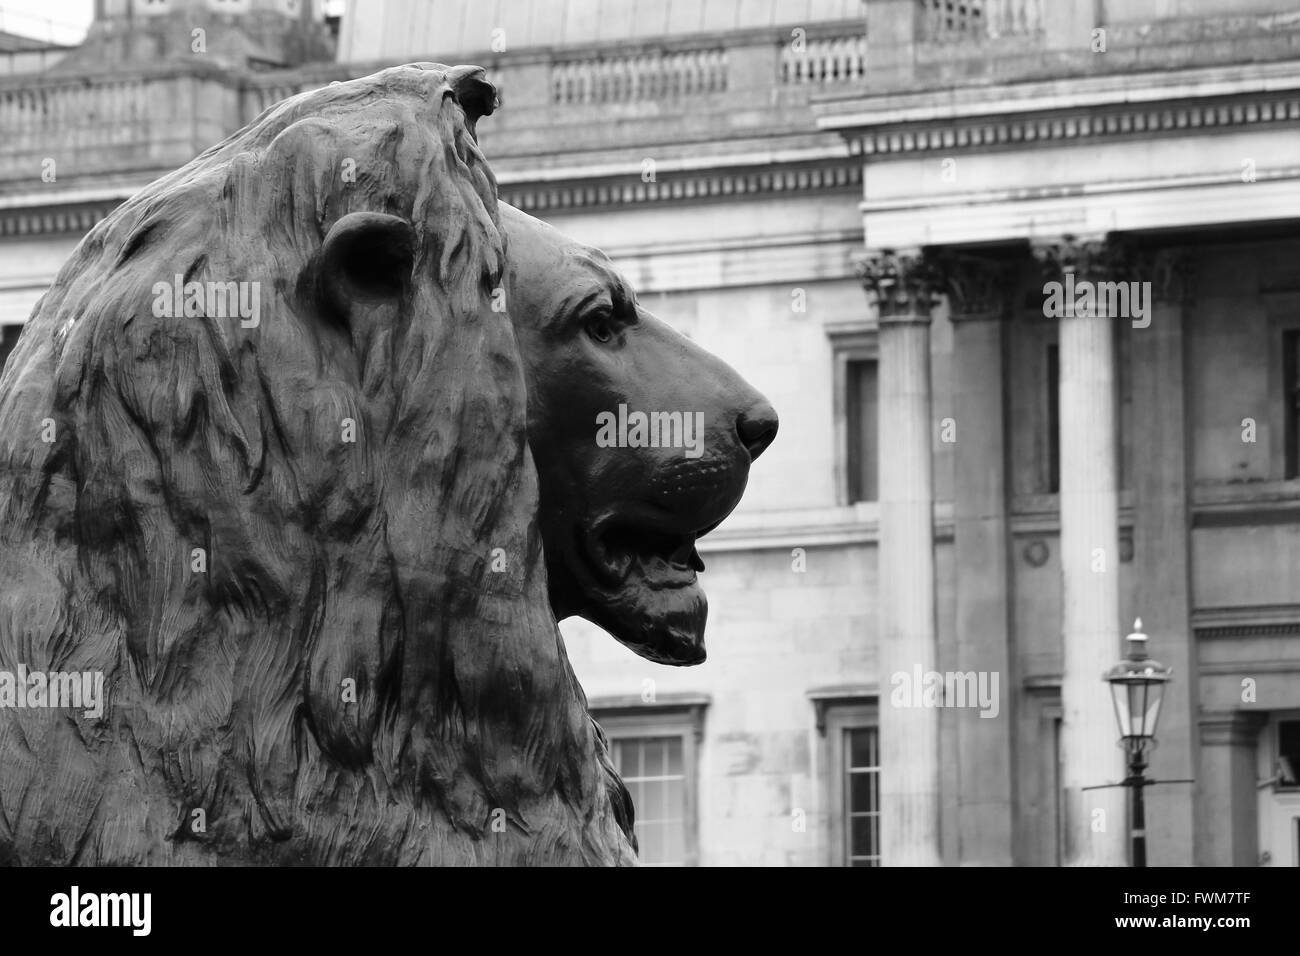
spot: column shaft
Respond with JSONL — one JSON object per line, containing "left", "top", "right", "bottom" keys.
{"left": 1058, "top": 298, "right": 1126, "bottom": 866}
{"left": 878, "top": 313, "right": 941, "bottom": 866}
{"left": 952, "top": 313, "right": 1014, "bottom": 864}
{"left": 1132, "top": 250, "right": 1196, "bottom": 865}
{"left": 939, "top": 252, "right": 1016, "bottom": 865}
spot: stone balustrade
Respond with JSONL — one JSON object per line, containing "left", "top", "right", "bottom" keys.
{"left": 780, "top": 34, "right": 866, "bottom": 84}
{"left": 0, "top": 70, "right": 235, "bottom": 182}
{"left": 551, "top": 48, "right": 728, "bottom": 104}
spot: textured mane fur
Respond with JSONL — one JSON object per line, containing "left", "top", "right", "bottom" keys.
{"left": 0, "top": 63, "right": 635, "bottom": 865}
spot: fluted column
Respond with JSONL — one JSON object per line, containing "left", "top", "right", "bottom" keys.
{"left": 933, "top": 253, "right": 1015, "bottom": 864}
{"left": 1033, "top": 235, "right": 1127, "bottom": 866}
{"left": 859, "top": 249, "right": 941, "bottom": 866}
{"left": 1132, "top": 249, "right": 1197, "bottom": 866}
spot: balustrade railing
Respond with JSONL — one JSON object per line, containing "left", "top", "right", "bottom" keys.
{"left": 550, "top": 47, "right": 728, "bottom": 104}
{"left": 780, "top": 34, "right": 866, "bottom": 84}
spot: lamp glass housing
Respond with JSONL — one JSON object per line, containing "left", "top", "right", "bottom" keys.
{"left": 1104, "top": 623, "right": 1172, "bottom": 758}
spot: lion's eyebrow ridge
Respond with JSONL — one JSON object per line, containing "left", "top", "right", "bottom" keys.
{"left": 553, "top": 251, "right": 637, "bottom": 324}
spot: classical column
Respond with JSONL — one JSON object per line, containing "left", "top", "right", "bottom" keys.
{"left": 934, "top": 253, "right": 1015, "bottom": 865}
{"left": 1131, "top": 249, "right": 1197, "bottom": 866}
{"left": 1197, "top": 712, "right": 1266, "bottom": 866}
{"left": 1033, "top": 235, "right": 1127, "bottom": 866}
{"left": 858, "top": 249, "right": 941, "bottom": 866}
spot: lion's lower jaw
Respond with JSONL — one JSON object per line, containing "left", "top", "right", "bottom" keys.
{"left": 586, "top": 582, "right": 710, "bottom": 667}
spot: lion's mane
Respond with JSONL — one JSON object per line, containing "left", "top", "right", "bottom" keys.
{"left": 0, "top": 63, "right": 635, "bottom": 865}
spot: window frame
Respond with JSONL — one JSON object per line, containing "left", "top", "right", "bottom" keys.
{"left": 827, "top": 323, "right": 880, "bottom": 506}
{"left": 1046, "top": 340, "right": 1060, "bottom": 494}
{"left": 589, "top": 701, "right": 705, "bottom": 867}
{"left": 1282, "top": 328, "right": 1300, "bottom": 480}
{"left": 1264, "top": 294, "right": 1300, "bottom": 483}
{"left": 845, "top": 357, "right": 880, "bottom": 504}
{"left": 1266, "top": 712, "right": 1300, "bottom": 792}
{"left": 815, "top": 694, "right": 878, "bottom": 867}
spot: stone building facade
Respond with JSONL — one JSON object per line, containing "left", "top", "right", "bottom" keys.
{"left": 1, "top": 0, "right": 1298, "bottom": 866}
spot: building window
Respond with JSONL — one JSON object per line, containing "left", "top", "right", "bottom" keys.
{"left": 1046, "top": 342, "right": 1060, "bottom": 494}
{"left": 588, "top": 697, "right": 705, "bottom": 866}
{"left": 812, "top": 691, "right": 878, "bottom": 866}
{"left": 1264, "top": 304, "right": 1300, "bottom": 482}
{"left": 611, "top": 736, "right": 687, "bottom": 865}
{"left": 828, "top": 325, "right": 879, "bottom": 505}
{"left": 0, "top": 324, "right": 22, "bottom": 375}
{"left": 845, "top": 725, "right": 880, "bottom": 866}
{"left": 1053, "top": 714, "right": 1064, "bottom": 866}
{"left": 1284, "top": 329, "right": 1299, "bottom": 480}
{"left": 846, "top": 358, "right": 879, "bottom": 502}
{"left": 1278, "top": 719, "right": 1300, "bottom": 789}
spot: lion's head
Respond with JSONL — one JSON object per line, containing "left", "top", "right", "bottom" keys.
{"left": 0, "top": 64, "right": 637, "bottom": 865}
{"left": 500, "top": 204, "right": 778, "bottom": 666}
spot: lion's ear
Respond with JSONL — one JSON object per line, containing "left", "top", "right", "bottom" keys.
{"left": 446, "top": 64, "right": 498, "bottom": 139}
{"left": 315, "top": 212, "right": 415, "bottom": 316}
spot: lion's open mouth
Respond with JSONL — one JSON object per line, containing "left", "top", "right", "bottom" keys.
{"left": 583, "top": 514, "right": 724, "bottom": 590}
{"left": 567, "top": 510, "right": 726, "bottom": 666}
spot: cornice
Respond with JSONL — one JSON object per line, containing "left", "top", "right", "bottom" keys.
{"left": 696, "top": 502, "right": 959, "bottom": 552}
{"left": 498, "top": 158, "right": 861, "bottom": 212}
{"left": 839, "top": 90, "right": 1300, "bottom": 157}
{"left": 0, "top": 157, "right": 863, "bottom": 238}
{"left": 0, "top": 200, "right": 120, "bottom": 237}
{"left": 1193, "top": 604, "right": 1300, "bottom": 640}
{"left": 815, "top": 58, "right": 1300, "bottom": 122}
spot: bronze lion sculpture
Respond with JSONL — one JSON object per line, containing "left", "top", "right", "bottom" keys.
{"left": 0, "top": 63, "right": 775, "bottom": 866}
{"left": 499, "top": 203, "right": 777, "bottom": 666}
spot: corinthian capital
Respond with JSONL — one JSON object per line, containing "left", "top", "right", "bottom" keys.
{"left": 930, "top": 252, "right": 1011, "bottom": 320}
{"left": 1032, "top": 233, "right": 1127, "bottom": 283}
{"left": 856, "top": 249, "right": 940, "bottom": 321}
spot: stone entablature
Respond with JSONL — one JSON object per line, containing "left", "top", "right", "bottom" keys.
{"left": 818, "top": 61, "right": 1300, "bottom": 157}
{"left": 816, "top": 58, "right": 1300, "bottom": 249}
{"left": 843, "top": 88, "right": 1300, "bottom": 157}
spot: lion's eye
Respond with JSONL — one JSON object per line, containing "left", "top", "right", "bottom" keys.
{"left": 586, "top": 318, "right": 615, "bottom": 344}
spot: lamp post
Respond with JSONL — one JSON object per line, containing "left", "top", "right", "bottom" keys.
{"left": 1103, "top": 618, "right": 1172, "bottom": 868}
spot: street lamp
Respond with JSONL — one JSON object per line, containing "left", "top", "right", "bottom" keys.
{"left": 1103, "top": 618, "right": 1173, "bottom": 867}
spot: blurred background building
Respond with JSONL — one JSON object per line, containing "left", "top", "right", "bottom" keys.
{"left": 1, "top": 0, "right": 1298, "bottom": 866}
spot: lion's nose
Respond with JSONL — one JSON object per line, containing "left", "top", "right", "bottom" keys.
{"left": 736, "top": 399, "right": 778, "bottom": 461}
